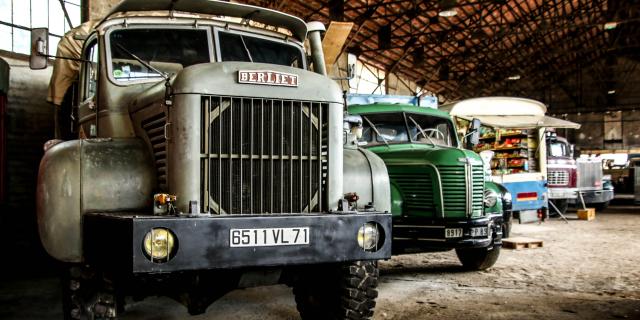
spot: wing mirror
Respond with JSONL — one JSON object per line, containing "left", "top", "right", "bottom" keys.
{"left": 465, "top": 118, "right": 481, "bottom": 149}
{"left": 30, "top": 28, "right": 49, "bottom": 70}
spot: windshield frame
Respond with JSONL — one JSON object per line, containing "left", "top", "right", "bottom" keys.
{"left": 213, "top": 27, "right": 306, "bottom": 69}
{"left": 104, "top": 24, "right": 215, "bottom": 86}
{"left": 359, "top": 111, "right": 459, "bottom": 148}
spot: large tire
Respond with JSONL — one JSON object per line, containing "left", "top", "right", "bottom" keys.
{"left": 293, "top": 261, "right": 379, "bottom": 320}
{"left": 62, "top": 265, "right": 117, "bottom": 320}
{"left": 455, "top": 247, "right": 501, "bottom": 271}
{"left": 549, "top": 199, "right": 568, "bottom": 216}
{"left": 502, "top": 214, "right": 513, "bottom": 239}
{"left": 593, "top": 201, "right": 610, "bottom": 211}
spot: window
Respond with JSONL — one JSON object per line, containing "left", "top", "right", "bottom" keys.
{"left": 0, "top": 0, "right": 81, "bottom": 55}
{"left": 83, "top": 40, "right": 97, "bottom": 100}
{"left": 217, "top": 31, "right": 304, "bottom": 68}
{"left": 360, "top": 112, "right": 457, "bottom": 147}
{"left": 109, "top": 28, "right": 211, "bottom": 82}
{"left": 548, "top": 142, "right": 568, "bottom": 157}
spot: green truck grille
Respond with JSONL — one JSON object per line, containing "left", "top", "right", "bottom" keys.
{"left": 390, "top": 173, "right": 435, "bottom": 212}
{"left": 391, "top": 164, "right": 484, "bottom": 217}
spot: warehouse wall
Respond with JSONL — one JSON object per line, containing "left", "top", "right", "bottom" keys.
{"left": 0, "top": 52, "right": 55, "bottom": 273}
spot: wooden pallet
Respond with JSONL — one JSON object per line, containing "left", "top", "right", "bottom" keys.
{"left": 502, "top": 237, "right": 544, "bottom": 250}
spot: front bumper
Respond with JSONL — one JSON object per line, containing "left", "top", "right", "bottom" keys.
{"left": 391, "top": 213, "right": 503, "bottom": 252}
{"left": 568, "top": 189, "right": 614, "bottom": 204}
{"left": 83, "top": 212, "right": 391, "bottom": 274}
{"left": 548, "top": 187, "right": 578, "bottom": 199}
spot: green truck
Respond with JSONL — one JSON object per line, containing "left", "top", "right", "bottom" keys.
{"left": 347, "top": 95, "right": 511, "bottom": 270}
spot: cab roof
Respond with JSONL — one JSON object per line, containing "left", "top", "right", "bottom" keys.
{"left": 100, "top": 0, "right": 308, "bottom": 41}
{"left": 348, "top": 103, "right": 452, "bottom": 119}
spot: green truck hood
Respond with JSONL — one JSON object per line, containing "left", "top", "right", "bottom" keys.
{"left": 364, "top": 144, "right": 482, "bottom": 167}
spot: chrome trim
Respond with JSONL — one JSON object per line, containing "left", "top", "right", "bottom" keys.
{"left": 393, "top": 237, "right": 447, "bottom": 242}
{"left": 425, "top": 163, "right": 445, "bottom": 218}
{"left": 394, "top": 225, "right": 446, "bottom": 229}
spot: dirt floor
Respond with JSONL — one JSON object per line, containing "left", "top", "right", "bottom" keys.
{"left": 1, "top": 207, "right": 639, "bottom": 319}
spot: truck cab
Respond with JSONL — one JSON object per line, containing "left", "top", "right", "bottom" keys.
{"left": 546, "top": 133, "right": 578, "bottom": 213}
{"left": 347, "top": 94, "right": 509, "bottom": 271}
{"left": 31, "top": 1, "right": 392, "bottom": 318}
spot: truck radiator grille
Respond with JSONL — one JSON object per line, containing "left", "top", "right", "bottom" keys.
{"left": 548, "top": 170, "right": 569, "bottom": 186}
{"left": 576, "top": 160, "right": 602, "bottom": 189}
{"left": 389, "top": 172, "right": 434, "bottom": 213}
{"left": 200, "top": 96, "right": 327, "bottom": 214}
{"left": 389, "top": 165, "right": 484, "bottom": 216}
{"left": 141, "top": 112, "right": 168, "bottom": 191}
{"left": 438, "top": 165, "right": 484, "bottom": 215}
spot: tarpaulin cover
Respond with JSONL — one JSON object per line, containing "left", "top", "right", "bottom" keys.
{"left": 47, "top": 20, "right": 98, "bottom": 105}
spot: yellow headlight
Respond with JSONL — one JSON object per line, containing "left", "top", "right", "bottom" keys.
{"left": 357, "top": 223, "right": 379, "bottom": 251}
{"left": 143, "top": 228, "right": 175, "bottom": 262}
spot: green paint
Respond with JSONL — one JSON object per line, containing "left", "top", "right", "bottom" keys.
{"left": 349, "top": 102, "right": 492, "bottom": 221}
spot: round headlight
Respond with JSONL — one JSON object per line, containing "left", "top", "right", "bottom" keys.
{"left": 484, "top": 189, "right": 498, "bottom": 208}
{"left": 357, "top": 223, "right": 380, "bottom": 251}
{"left": 143, "top": 228, "right": 176, "bottom": 262}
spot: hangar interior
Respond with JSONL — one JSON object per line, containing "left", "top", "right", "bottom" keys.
{"left": 0, "top": 0, "right": 639, "bottom": 319}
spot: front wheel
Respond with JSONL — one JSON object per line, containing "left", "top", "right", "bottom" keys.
{"left": 455, "top": 247, "right": 501, "bottom": 271}
{"left": 293, "top": 261, "right": 379, "bottom": 320}
{"left": 61, "top": 265, "right": 118, "bottom": 320}
{"left": 593, "top": 201, "right": 610, "bottom": 211}
{"left": 549, "top": 199, "right": 568, "bottom": 216}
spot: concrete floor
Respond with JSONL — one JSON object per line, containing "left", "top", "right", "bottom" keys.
{"left": 1, "top": 206, "right": 639, "bottom": 320}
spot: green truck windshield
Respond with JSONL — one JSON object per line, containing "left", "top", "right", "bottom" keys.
{"left": 360, "top": 112, "right": 457, "bottom": 147}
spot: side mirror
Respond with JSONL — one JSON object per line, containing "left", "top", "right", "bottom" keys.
{"left": 465, "top": 118, "right": 481, "bottom": 149}
{"left": 30, "top": 28, "right": 49, "bottom": 70}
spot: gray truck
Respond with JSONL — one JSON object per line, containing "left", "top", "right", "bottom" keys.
{"left": 31, "top": 1, "right": 392, "bottom": 319}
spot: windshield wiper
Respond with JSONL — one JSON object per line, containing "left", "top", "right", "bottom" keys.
{"left": 362, "top": 115, "right": 390, "bottom": 148}
{"left": 407, "top": 115, "right": 436, "bottom": 146}
{"left": 239, "top": 35, "right": 254, "bottom": 63}
{"left": 114, "top": 43, "right": 168, "bottom": 80}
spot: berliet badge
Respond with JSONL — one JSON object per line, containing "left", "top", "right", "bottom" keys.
{"left": 238, "top": 70, "right": 299, "bottom": 87}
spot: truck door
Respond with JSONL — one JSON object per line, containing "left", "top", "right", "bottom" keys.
{"left": 77, "top": 38, "right": 98, "bottom": 138}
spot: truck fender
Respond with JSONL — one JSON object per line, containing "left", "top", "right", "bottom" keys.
{"left": 342, "top": 147, "right": 391, "bottom": 212}
{"left": 36, "top": 138, "right": 155, "bottom": 262}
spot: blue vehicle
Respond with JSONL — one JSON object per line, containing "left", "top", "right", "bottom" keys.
{"left": 442, "top": 97, "right": 580, "bottom": 231}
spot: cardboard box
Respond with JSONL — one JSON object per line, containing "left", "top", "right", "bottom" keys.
{"left": 577, "top": 208, "right": 596, "bottom": 221}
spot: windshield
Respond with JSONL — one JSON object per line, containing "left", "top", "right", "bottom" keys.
{"left": 218, "top": 31, "right": 304, "bottom": 68}
{"left": 110, "top": 28, "right": 211, "bottom": 82}
{"left": 359, "top": 112, "right": 457, "bottom": 147}
{"left": 548, "top": 141, "right": 569, "bottom": 157}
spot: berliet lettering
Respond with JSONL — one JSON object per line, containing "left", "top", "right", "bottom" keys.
{"left": 238, "top": 70, "right": 299, "bottom": 87}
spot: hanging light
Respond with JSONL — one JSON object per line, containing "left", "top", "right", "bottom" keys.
{"left": 438, "top": 0, "right": 458, "bottom": 17}
{"left": 507, "top": 75, "right": 521, "bottom": 81}
{"left": 608, "top": 90, "right": 616, "bottom": 95}
{"left": 604, "top": 22, "right": 618, "bottom": 30}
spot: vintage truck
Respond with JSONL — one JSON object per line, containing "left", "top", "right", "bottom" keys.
{"left": 31, "top": 1, "right": 393, "bottom": 319}
{"left": 444, "top": 97, "right": 580, "bottom": 223}
{"left": 347, "top": 94, "right": 510, "bottom": 271}
{"left": 546, "top": 133, "right": 578, "bottom": 214}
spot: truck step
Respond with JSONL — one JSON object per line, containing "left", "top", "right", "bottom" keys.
{"left": 502, "top": 237, "right": 544, "bottom": 250}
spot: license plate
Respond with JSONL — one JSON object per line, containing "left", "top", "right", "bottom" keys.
{"left": 470, "top": 226, "right": 489, "bottom": 237}
{"left": 230, "top": 227, "right": 309, "bottom": 247}
{"left": 445, "top": 228, "right": 463, "bottom": 238}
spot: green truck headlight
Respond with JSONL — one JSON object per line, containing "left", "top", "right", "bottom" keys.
{"left": 484, "top": 189, "right": 498, "bottom": 208}
{"left": 143, "top": 228, "right": 176, "bottom": 262}
{"left": 357, "top": 222, "right": 381, "bottom": 251}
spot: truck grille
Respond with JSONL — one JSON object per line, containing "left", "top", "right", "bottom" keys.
{"left": 548, "top": 170, "right": 569, "bottom": 186}
{"left": 200, "top": 96, "right": 327, "bottom": 214}
{"left": 390, "top": 164, "right": 484, "bottom": 217}
{"left": 141, "top": 112, "right": 168, "bottom": 191}
{"left": 439, "top": 165, "right": 484, "bottom": 216}
{"left": 389, "top": 172, "right": 434, "bottom": 213}
{"left": 576, "top": 159, "right": 602, "bottom": 189}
